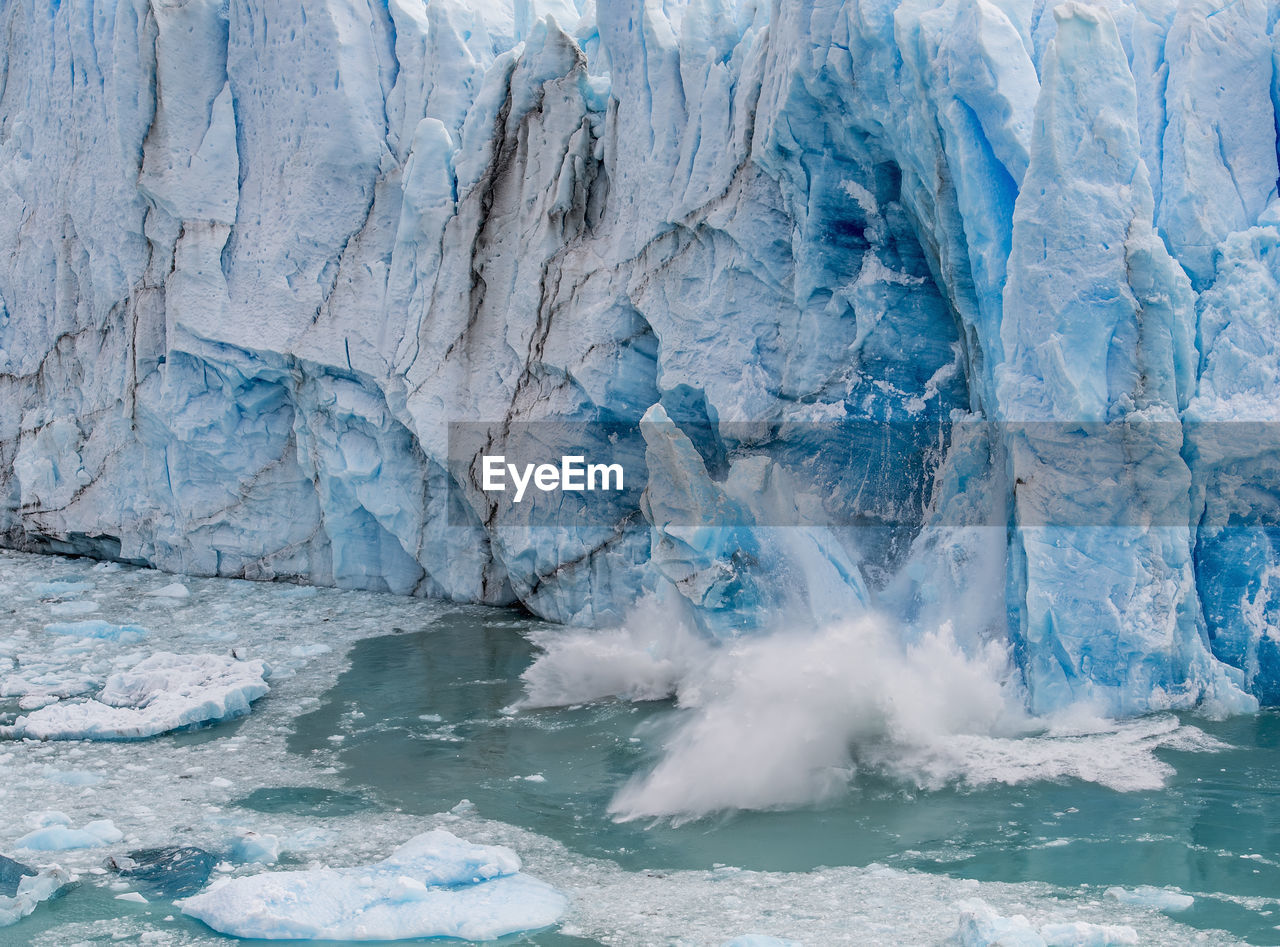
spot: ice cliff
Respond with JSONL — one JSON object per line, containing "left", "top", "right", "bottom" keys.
{"left": 3, "top": 0, "right": 1280, "bottom": 716}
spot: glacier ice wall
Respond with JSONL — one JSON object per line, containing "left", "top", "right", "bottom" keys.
{"left": 2, "top": 0, "right": 1280, "bottom": 714}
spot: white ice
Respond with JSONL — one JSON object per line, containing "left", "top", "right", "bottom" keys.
{"left": 0, "top": 866, "right": 73, "bottom": 928}
{"left": 180, "top": 830, "right": 567, "bottom": 941}
{"left": 16, "top": 812, "right": 122, "bottom": 851}
{"left": 12, "top": 652, "right": 269, "bottom": 741}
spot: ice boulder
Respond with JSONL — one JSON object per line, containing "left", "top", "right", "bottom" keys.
{"left": 0, "top": 866, "right": 75, "bottom": 928}
{"left": 13, "top": 653, "right": 269, "bottom": 740}
{"left": 180, "top": 829, "right": 567, "bottom": 941}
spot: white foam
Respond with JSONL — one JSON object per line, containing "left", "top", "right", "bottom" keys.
{"left": 518, "top": 596, "right": 713, "bottom": 708}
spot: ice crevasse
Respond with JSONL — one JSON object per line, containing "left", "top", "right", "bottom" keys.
{"left": 2, "top": 0, "right": 1280, "bottom": 717}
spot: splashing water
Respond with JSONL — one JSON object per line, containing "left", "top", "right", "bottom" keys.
{"left": 520, "top": 598, "right": 1227, "bottom": 822}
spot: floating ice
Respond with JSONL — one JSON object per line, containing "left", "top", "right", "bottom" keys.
{"left": 180, "top": 830, "right": 567, "bottom": 941}
{"left": 146, "top": 583, "right": 191, "bottom": 600}
{"left": 0, "top": 866, "right": 74, "bottom": 927}
{"left": 1104, "top": 886, "right": 1195, "bottom": 913}
{"left": 13, "top": 653, "right": 269, "bottom": 740}
{"left": 230, "top": 831, "right": 280, "bottom": 865}
{"left": 47, "top": 601, "right": 100, "bottom": 618}
{"left": 43, "top": 620, "right": 147, "bottom": 641}
{"left": 953, "top": 899, "right": 1139, "bottom": 947}
{"left": 17, "top": 815, "right": 122, "bottom": 851}
{"left": 31, "top": 580, "right": 94, "bottom": 599}
{"left": 0, "top": 855, "right": 35, "bottom": 896}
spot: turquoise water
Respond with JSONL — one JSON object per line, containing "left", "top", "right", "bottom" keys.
{"left": 289, "top": 612, "right": 1280, "bottom": 945}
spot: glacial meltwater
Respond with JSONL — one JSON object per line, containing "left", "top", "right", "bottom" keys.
{"left": 0, "top": 549, "right": 1274, "bottom": 945}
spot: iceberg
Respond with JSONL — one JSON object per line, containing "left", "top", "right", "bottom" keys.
{"left": 180, "top": 829, "right": 567, "bottom": 941}
{"left": 12, "top": 652, "right": 269, "bottom": 740}
{"left": 0, "top": 0, "right": 1279, "bottom": 721}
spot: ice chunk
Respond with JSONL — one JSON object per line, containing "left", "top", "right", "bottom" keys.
{"left": 13, "top": 653, "right": 268, "bottom": 740}
{"left": 0, "top": 867, "right": 75, "bottom": 928}
{"left": 146, "top": 582, "right": 191, "bottom": 600}
{"left": 0, "top": 855, "right": 35, "bottom": 898}
{"left": 43, "top": 620, "right": 147, "bottom": 641}
{"left": 951, "top": 899, "right": 1139, "bottom": 947}
{"left": 951, "top": 899, "right": 1044, "bottom": 946}
{"left": 16, "top": 818, "right": 122, "bottom": 851}
{"left": 230, "top": 831, "right": 280, "bottom": 865}
{"left": 1103, "top": 886, "right": 1194, "bottom": 913}
{"left": 47, "top": 600, "right": 100, "bottom": 617}
{"left": 180, "top": 830, "right": 566, "bottom": 941}
{"left": 1038, "top": 921, "right": 1140, "bottom": 946}
{"left": 720, "top": 937, "right": 802, "bottom": 947}
{"left": 30, "top": 580, "right": 95, "bottom": 599}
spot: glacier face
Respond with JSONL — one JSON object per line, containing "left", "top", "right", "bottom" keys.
{"left": 2, "top": 0, "right": 1279, "bottom": 715}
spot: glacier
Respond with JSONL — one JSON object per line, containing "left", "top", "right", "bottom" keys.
{"left": 2, "top": 0, "right": 1280, "bottom": 719}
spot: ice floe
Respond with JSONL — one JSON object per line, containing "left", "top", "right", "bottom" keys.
{"left": 1104, "top": 886, "right": 1195, "bottom": 913}
{"left": 952, "top": 899, "right": 1139, "bottom": 946}
{"left": 16, "top": 813, "right": 122, "bottom": 851}
{"left": 11, "top": 653, "right": 269, "bottom": 740}
{"left": 180, "top": 830, "right": 567, "bottom": 941}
